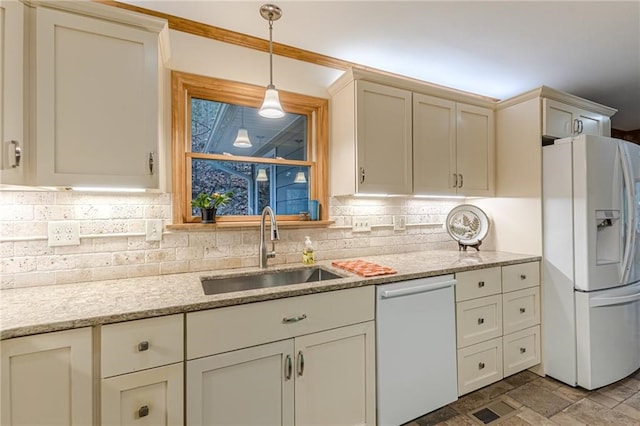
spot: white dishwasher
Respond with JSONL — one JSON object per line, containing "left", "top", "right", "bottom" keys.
{"left": 376, "top": 275, "right": 458, "bottom": 426}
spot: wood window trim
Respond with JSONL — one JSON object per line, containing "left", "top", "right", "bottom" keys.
{"left": 171, "top": 70, "right": 329, "bottom": 226}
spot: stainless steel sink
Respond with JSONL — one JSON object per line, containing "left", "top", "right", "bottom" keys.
{"left": 201, "top": 267, "right": 344, "bottom": 295}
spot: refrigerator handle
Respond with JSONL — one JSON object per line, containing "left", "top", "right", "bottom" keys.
{"left": 590, "top": 291, "right": 640, "bottom": 307}
{"left": 619, "top": 144, "right": 636, "bottom": 283}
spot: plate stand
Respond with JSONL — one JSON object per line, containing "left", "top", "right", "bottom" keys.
{"left": 459, "top": 240, "right": 482, "bottom": 251}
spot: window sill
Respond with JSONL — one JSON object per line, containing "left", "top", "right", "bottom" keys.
{"left": 166, "top": 220, "right": 334, "bottom": 230}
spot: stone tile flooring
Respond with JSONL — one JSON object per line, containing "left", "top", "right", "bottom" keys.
{"left": 403, "top": 369, "right": 640, "bottom": 425}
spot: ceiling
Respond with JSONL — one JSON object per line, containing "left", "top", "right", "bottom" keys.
{"left": 121, "top": 1, "right": 640, "bottom": 131}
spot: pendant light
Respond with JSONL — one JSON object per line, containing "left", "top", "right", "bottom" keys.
{"left": 257, "top": 168, "right": 268, "bottom": 181}
{"left": 233, "top": 108, "right": 252, "bottom": 148}
{"left": 258, "top": 4, "right": 285, "bottom": 119}
{"left": 293, "top": 170, "right": 307, "bottom": 183}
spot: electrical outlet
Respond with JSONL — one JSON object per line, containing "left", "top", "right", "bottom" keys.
{"left": 393, "top": 215, "right": 406, "bottom": 231}
{"left": 352, "top": 216, "right": 371, "bottom": 232}
{"left": 48, "top": 221, "right": 80, "bottom": 247}
{"left": 145, "top": 219, "right": 163, "bottom": 241}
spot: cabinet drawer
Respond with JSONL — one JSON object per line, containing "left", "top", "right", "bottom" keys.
{"left": 457, "top": 337, "right": 503, "bottom": 396}
{"left": 503, "top": 287, "right": 540, "bottom": 335}
{"left": 187, "top": 286, "right": 374, "bottom": 360}
{"left": 456, "top": 295, "right": 502, "bottom": 348}
{"left": 503, "top": 326, "right": 541, "bottom": 377}
{"left": 502, "top": 262, "right": 539, "bottom": 293}
{"left": 455, "top": 267, "right": 501, "bottom": 302}
{"left": 101, "top": 314, "right": 184, "bottom": 378}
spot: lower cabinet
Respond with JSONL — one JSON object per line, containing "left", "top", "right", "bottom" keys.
{"left": 0, "top": 327, "right": 93, "bottom": 425}
{"left": 455, "top": 262, "right": 541, "bottom": 396}
{"left": 102, "top": 363, "right": 184, "bottom": 426}
{"left": 186, "top": 286, "right": 376, "bottom": 426}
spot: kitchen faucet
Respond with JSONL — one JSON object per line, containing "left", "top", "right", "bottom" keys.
{"left": 259, "top": 206, "right": 279, "bottom": 268}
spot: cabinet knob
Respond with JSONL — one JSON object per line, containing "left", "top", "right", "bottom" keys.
{"left": 137, "top": 405, "right": 150, "bottom": 418}
{"left": 520, "top": 274, "right": 527, "bottom": 280}
{"left": 477, "top": 317, "right": 485, "bottom": 325}
{"left": 478, "top": 281, "right": 485, "bottom": 288}
{"left": 520, "top": 307, "right": 526, "bottom": 314}
{"left": 137, "top": 341, "right": 150, "bottom": 352}
{"left": 478, "top": 362, "right": 485, "bottom": 370}
{"left": 520, "top": 347, "right": 527, "bottom": 354}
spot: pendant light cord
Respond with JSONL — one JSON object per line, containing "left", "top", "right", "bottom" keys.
{"left": 268, "top": 18, "right": 274, "bottom": 87}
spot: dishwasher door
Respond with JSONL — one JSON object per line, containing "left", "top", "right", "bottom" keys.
{"left": 376, "top": 275, "right": 458, "bottom": 426}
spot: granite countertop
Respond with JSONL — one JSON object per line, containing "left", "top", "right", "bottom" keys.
{"left": 0, "top": 250, "right": 540, "bottom": 339}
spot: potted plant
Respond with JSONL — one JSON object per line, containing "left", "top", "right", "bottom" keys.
{"left": 191, "top": 190, "right": 233, "bottom": 223}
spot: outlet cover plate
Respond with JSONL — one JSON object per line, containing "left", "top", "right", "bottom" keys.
{"left": 48, "top": 221, "right": 80, "bottom": 247}
{"left": 353, "top": 216, "right": 371, "bottom": 232}
{"left": 145, "top": 219, "right": 163, "bottom": 241}
{"left": 393, "top": 215, "right": 406, "bottom": 231}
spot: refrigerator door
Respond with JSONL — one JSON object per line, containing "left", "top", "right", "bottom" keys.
{"left": 575, "top": 282, "right": 640, "bottom": 389}
{"left": 621, "top": 141, "right": 640, "bottom": 284}
{"left": 573, "top": 135, "right": 630, "bottom": 291}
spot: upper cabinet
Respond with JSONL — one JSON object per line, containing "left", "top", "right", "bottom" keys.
{"left": 329, "top": 68, "right": 495, "bottom": 197}
{"left": 1, "top": 0, "right": 169, "bottom": 190}
{"left": 543, "top": 97, "right": 612, "bottom": 139}
{"left": 0, "top": 0, "right": 26, "bottom": 185}
{"left": 330, "top": 79, "right": 413, "bottom": 195}
{"left": 413, "top": 94, "right": 494, "bottom": 196}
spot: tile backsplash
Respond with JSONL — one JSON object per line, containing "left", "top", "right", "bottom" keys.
{"left": 0, "top": 191, "right": 460, "bottom": 289}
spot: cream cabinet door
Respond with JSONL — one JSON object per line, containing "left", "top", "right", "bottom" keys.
{"left": 0, "top": 0, "right": 26, "bottom": 184}
{"left": 186, "top": 339, "right": 295, "bottom": 426}
{"left": 456, "top": 103, "right": 495, "bottom": 196}
{"left": 543, "top": 98, "right": 608, "bottom": 139}
{"left": 34, "top": 6, "right": 159, "bottom": 188}
{"left": 413, "top": 93, "right": 457, "bottom": 195}
{"left": 295, "top": 321, "right": 376, "bottom": 426}
{"left": 102, "top": 363, "right": 183, "bottom": 426}
{"left": 356, "top": 80, "right": 412, "bottom": 194}
{"left": 1, "top": 328, "right": 93, "bottom": 425}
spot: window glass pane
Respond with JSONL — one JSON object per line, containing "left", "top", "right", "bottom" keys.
{"left": 192, "top": 159, "right": 310, "bottom": 216}
{"left": 191, "top": 98, "right": 307, "bottom": 160}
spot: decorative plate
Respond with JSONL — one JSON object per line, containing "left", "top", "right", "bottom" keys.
{"left": 445, "top": 204, "right": 489, "bottom": 250}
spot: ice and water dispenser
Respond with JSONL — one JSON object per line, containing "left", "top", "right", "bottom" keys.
{"left": 595, "top": 210, "right": 620, "bottom": 265}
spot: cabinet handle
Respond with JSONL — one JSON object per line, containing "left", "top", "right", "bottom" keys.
{"left": 458, "top": 174, "right": 463, "bottom": 188}
{"left": 520, "top": 307, "right": 526, "bottom": 314}
{"left": 478, "top": 362, "right": 485, "bottom": 370}
{"left": 148, "top": 152, "right": 155, "bottom": 175}
{"left": 520, "top": 347, "right": 527, "bottom": 354}
{"left": 477, "top": 317, "right": 485, "bottom": 325}
{"left": 520, "top": 274, "right": 527, "bottom": 280}
{"left": 578, "top": 120, "right": 584, "bottom": 134}
{"left": 284, "top": 355, "right": 292, "bottom": 380}
{"left": 10, "top": 140, "right": 21, "bottom": 168}
{"left": 137, "top": 405, "right": 150, "bottom": 418}
{"left": 359, "top": 167, "right": 365, "bottom": 184}
{"left": 478, "top": 281, "right": 485, "bottom": 288}
{"left": 453, "top": 173, "right": 458, "bottom": 188}
{"left": 573, "top": 118, "right": 580, "bottom": 134}
{"left": 282, "top": 314, "right": 307, "bottom": 324}
{"left": 297, "top": 351, "right": 305, "bottom": 377}
{"left": 137, "top": 341, "right": 150, "bottom": 352}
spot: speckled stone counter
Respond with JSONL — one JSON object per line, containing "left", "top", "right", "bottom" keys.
{"left": 0, "top": 250, "right": 540, "bottom": 339}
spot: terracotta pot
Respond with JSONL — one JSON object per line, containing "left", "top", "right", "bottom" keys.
{"left": 200, "top": 207, "right": 217, "bottom": 224}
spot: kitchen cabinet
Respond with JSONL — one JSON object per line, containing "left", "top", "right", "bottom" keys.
{"left": 543, "top": 98, "right": 609, "bottom": 139}
{"left": 413, "top": 94, "right": 495, "bottom": 196}
{"left": 0, "top": 327, "right": 93, "bottom": 425}
{"left": 100, "top": 314, "right": 184, "bottom": 426}
{"left": 186, "top": 286, "right": 376, "bottom": 425}
{"left": 33, "top": 4, "right": 165, "bottom": 189}
{"left": 330, "top": 79, "right": 413, "bottom": 195}
{"left": 455, "top": 262, "right": 540, "bottom": 395}
{"left": 0, "top": 0, "right": 26, "bottom": 185}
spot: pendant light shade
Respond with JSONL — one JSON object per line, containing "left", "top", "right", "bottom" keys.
{"left": 293, "top": 171, "right": 307, "bottom": 183}
{"left": 258, "top": 4, "right": 285, "bottom": 119}
{"left": 257, "top": 168, "right": 268, "bottom": 181}
{"left": 233, "top": 128, "right": 252, "bottom": 148}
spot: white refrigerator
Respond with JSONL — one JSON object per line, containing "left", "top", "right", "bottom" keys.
{"left": 543, "top": 134, "right": 640, "bottom": 390}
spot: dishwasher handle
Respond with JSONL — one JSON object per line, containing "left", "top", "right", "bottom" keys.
{"left": 380, "top": 279, "right": 456, "bottom": 299}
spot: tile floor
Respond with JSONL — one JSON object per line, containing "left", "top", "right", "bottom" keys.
{"left": 403, "top": 369, "right": 640, "bottom": 425}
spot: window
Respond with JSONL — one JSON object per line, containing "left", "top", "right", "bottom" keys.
{"left": 172, "top": 71, "right": 329, "bottom": 225}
